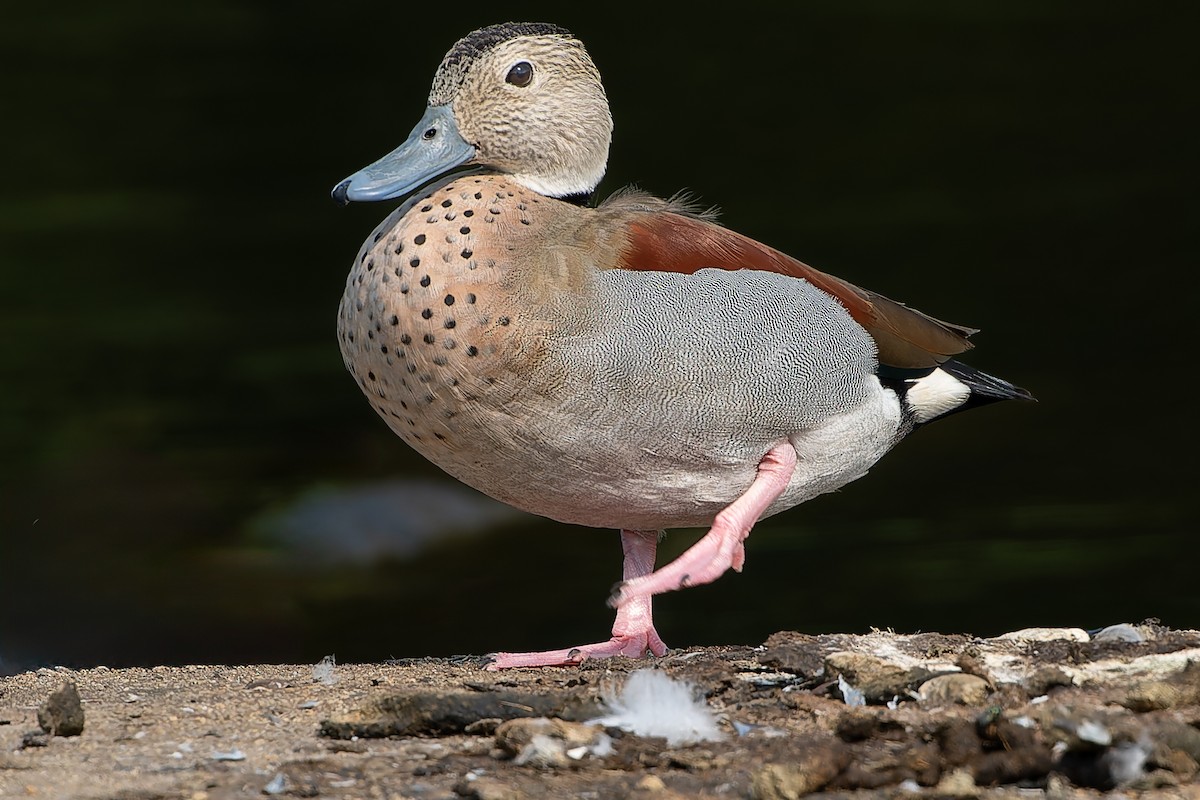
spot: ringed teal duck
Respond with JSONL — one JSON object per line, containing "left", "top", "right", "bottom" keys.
{"left": 332, "top": 22, "right": 1032, "bottom": 669}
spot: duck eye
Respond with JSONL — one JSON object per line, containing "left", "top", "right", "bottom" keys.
{"left": 505, "top": 61, "right": 533, "bottom": 87}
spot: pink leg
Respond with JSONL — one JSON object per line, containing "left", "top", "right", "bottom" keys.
{"left": 485, "top": 529, "right": 669, "bottom": 670}
{"left": 610, "top": 442, "right": 797, "bottom": 608}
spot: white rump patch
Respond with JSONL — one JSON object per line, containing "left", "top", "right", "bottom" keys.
{"left": 906, "top": 368, "right": 970, "bottom": 423}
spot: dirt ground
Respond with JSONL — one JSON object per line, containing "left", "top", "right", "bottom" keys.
{"left": 2, "top": 625, "right": 1198, "bottom": 799}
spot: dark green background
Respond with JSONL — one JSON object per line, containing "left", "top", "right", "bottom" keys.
{"left": 1, "top": 2, "right": 1194, "bottom": 672}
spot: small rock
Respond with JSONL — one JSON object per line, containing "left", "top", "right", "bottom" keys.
{"left": 918, "top": 674, "right": 990, "bottom": 706}
{"left": 931, "top": 768, "right": 979, "bottom": 798}
{"left": 37, "top": 681, "right": 84, "bottom": 737}
{"left": 453, "top": 776, "right": 525, "bottom": 800}
{"left": 1025, "top": 665, "right": 1073, "bottom": 696}
{"left": 628, "top": 774, "right": 691, "bottom": 799}
{"left": 752, "top": 741, "right": 848, "bottom": 798}
{"left": 1092, "top": 623, "right": 1144, "bottom": 643}
{"left": 1153, "top": 719, "right": 1200, "bottom": 763}
{"left": 1150, "top": 745, "right": 1198, "bottom": 781}
{"left": 824, "top": 652, "right": 935, "bottom": 704}
{"left": 757, "top": 632, "right": 826, "bottom": 678}
{"left": 1121, "top": 659, "right": 1200, "bottom": 711}
{"left": 995, "top": 627, "right": 1089, "bottom": 643}
{"left": 635, "top": 776, "right": 667, "bottom": 792}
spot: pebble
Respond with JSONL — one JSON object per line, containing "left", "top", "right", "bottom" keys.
{"left": 751, "top": 742, "right": 848, "bottom": 799}
{"left": 995, "top": 627, "right": 1089, "bottom": 642}
{"left": 1092, "top": 623, "right": 1145, "bottom": 643}
{"left": 1121, "top": 659, "right": 1200, "bottom": 711}
{"left": 932, "top": 768, "right": 979, "bottom": 798}
{"left": 37, "top": 681, "right": 85, "bottom": 736}
{"left": 1024, "top": 665, "right": 1074, "bottom": 696}
{"left": 454, "top": 776, "right": 526, "bottom": 800}
{"left": 824, "top": 652, "right": 936, "bottom": 704}
{"left": 918, "top": 674, "right": 990, "bottom": 706}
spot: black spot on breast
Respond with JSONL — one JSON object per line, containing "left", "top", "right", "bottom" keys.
{"left": 474, "top": 192, "right": 483, "bottom": 199}
{"left": 380, "top": 345, "right": 388, "bottom": 354}
{"left": 390, "top": 315, "right": 399, "bottom": 325}
{"left": 420, "top": 276, "right": 431, "bottom": 287}
{"left": 459, "top": 226, "right": 471, "bottom": 235}
{"left": 466, "top": 346, "right": 478, "bottom": 357}
{"left": 444, "top": 319, "right": 456, "bottom": 329}
{"left": 366, "top": 259, "right": 375, "bottom": 271}
{"left": 423, "top": 333, "right": 435, "bottom": 344}
{"left": 432, "top": 356, "right": 447, "bottom": 366}
{"left": 367, "top": 371, "right": 376, "bottom": 381}
{"left": 421, "top": 308, "right": 433, "bottom": 320}
{"left": 441, "top": 199, "right": 452, "bottom": 208}
{"left": 414, "top": 233, "right": 426, "bottom": 245}
{"left": 444, "top": 295, "right": 455, "bottom": 306}
{"left": 393, "top": 242, "right": 404, "bottom": 254}
{"left": 461, "top": 249, "right": 473, "bottom": 259}
{"left": 498, "top": 316, "right": 511, "bottom": 326}
{"left": 410, "top": 257, "right": 421, "bottom": 268}
{"left": 466, "top": 293, "right": 476, "bottom": 304}
{"left": 421, "top": 204, "right": 432, "bottom": 212}
{"left": 463, "top": 209, "right": 474, "bottom": 217}
{"left": 400, "top": 333, "right": 411, "bottom": 344}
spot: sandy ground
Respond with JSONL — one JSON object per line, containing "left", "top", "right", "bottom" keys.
{"left": 2, "top": 625, "right": 1199, "bottom": 799}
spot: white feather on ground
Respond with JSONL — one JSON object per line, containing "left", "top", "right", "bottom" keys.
{"left": 589, "top": 669, "right": 723, "bottom": 746}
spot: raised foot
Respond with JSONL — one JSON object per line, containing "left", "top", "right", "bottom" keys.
{"left": 609, "top": 442, "right": 798, "bottom": 608}
{"left": 485, "top": 629, "right": 668, "bottom": 670}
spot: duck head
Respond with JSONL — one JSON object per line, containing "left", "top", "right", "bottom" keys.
{"left": 332, "top": 22, "right": 612, "bottom": 205}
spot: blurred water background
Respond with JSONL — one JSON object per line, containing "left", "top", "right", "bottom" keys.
{"left": 1, "top": 2, "right": 1194, "bottom": 672}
